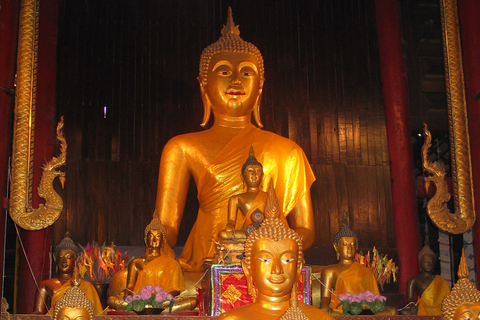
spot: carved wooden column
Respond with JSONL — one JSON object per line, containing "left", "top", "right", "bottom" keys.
{"left": 458, "top": 0, "right": 480, "bottom": 287}
{"left": 0, "top": 0, "right": 20, "bottom": 295}
{"left": 374, "top": 0, "right": 421, "bottom": 297}
{"left": 16, "top": 0, "right": 58, "bottom": 312}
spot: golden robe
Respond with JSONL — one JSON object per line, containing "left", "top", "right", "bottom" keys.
{"left": 235, "top": 191, "right": 269, "bottom": 230}
{"left": 417, "top": 275, "right": 450, "bottom": 315}
{"left": 330, "top": 262, "right": 380, "bottom": 313}
{"left": 179, "top": 126, "right": 315, "bottom": 271}
{"left": 133, "top": 254, "right": 185, "bottom": 294}
{"left": 48, "top": 280, "right": 103, "bottom": 315}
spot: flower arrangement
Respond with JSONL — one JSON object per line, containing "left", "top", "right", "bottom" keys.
{"left": 337, "top": 291, "right": 386, "bottom": 315}
{"left": 355, "top": 246, "right": 398, "bottom": 290}
{"left": 125, "top": 284, "right": 175, "bottom": 314}
{"left": 77, "top": 241, "right": 129, "bottom": 283}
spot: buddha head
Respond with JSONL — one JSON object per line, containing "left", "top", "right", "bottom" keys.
{"left": 198, "top": 7, "right": 265, "bottom": 127}
{"left": 54, "top": 233, "right": 80, "bottom": 275}
{"left": 333, "top": 213, "right": 358, "bottom": 261}
{"left": 242, "top": 181, "right": 303, "bottom": 302}
{"left": 241, "top": 146, "right": 263, "bottom": 188}
{"left": 442, "top": 249, "right": 480, "bottom": 320}
{"left": 53, "top": 285, "right": 94, "bottom": 320}
{"left": 417, "top": 244, "right": 436, "bottom": 273}
{"left": 144, "top": 213, "right": 167, "bottom": 249}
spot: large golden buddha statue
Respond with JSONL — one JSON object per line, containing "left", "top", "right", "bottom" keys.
{"left": 53, "top": 283, "right": 94, "bottom": 320}
{"left": 155, "top": 8, "right": 315, "bottom": 272}
{"left": 404, "top": 244, "right": 450, "bottom": 315}
{"left": 33, "top": 233, "right": 102, "bottom": 315}
{"left": 218, "top": 182, "right": 333, "bottom": 320}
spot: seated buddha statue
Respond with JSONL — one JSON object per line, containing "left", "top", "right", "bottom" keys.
{"left": 33, "top": 233, "right": 103, "bottom": 315}
{"left": 320, "top": 215, "right": 396, "bottom": 315}
{"left": 53, "top": 282, "right": 94, "bottom": 320}
{"left": 218, "top": 182, "right": 333, "bottom": 320}
{"left": 219, "top": 146, "right": 275, "bottom": 241}
{"left": 442, "top": 249, "right": 480, "bottom": 320}
{"left": 155, "top": 7, "right": 316, "bottom": 272}
{"left": 403, "top": 244, "right": 450, "bottom": 315}
{"left": 107, "top": 215, "right": 197, "bottom": 312}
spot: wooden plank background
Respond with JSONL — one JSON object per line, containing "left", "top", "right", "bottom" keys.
{"left": 53, "top": 0, "right": 396, "bottom": 264}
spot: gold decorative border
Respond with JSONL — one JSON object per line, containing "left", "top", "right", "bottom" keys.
{"left": 9, "top": 0, "right": 66, "bottom": 230}
{"left": 422, "top": 0, "right": 475, "bottom": 233}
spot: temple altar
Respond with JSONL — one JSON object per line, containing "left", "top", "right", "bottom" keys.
{"left": 8, "top": 315, "right": 443, "bottom": 320}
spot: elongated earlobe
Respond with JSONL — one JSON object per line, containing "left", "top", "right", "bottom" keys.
{"left": 253, "top": 88, "right": 263, "bottom": 128}
{"left": 198, "top": 76, "right": 211, "bottom": 127}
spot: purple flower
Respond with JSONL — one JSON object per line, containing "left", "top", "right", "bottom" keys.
{"left": 365, "top": 291, "right": 375, "bottom": 302}
{"left": 166, "top": 294, "right": 174, "bottom": 300}
{"left": 141, "top": 287, "right": 152, "bottom": 300}
{"left": 154, "top": 285, "right": 166, "bottom": 294}
{"left": 133, "top": 294, "right": 142, "bottom": 301}
{"left": 144, "top": 284, "right": 154, "bottom": 292}
{"left": 378, "top": 295, "right": 387, "bottom": 302}
{"left": 125, "top": 295, "right": 134, "bottom": 303}
{"left": 155, "top": 291, "right": 167, "bottom": 303}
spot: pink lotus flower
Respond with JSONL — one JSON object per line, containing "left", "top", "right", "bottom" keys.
{"left": 141, "top": 287, "right": 152, "bottom": 300}
{"left": 125, "top": 295, "right": 133, "bottom": 303}
{"left": 133, "top": 294, "right": 142, "bottom": 301}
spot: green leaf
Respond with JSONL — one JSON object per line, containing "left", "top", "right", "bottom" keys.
{"left": 132, "top": 299, "right": 146, "bottom": 312}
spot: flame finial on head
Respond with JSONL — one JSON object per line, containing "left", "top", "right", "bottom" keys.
{"left": 221, "top": 7, "right": 240, "bottom": 37}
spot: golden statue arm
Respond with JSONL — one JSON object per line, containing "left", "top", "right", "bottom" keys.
{"left": 287, "top": 190, "right": 315, "bottom": 249}
{"left": 421, "top": 124, "right": 474, "bottom": 233}
{"left": 155, "top": 139, "right": 191, "bottom": 247}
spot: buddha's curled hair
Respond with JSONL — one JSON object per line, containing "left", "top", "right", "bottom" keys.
{"left": 243, "top": 181, "right": 304, "bottom": 269}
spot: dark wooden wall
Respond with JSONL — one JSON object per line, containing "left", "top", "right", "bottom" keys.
{"left": 53, "top": 0, "right": 396, "bottom": 264}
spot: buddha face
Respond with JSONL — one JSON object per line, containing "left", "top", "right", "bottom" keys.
{"left": 202, "top": 52, "right": 263, "bottom": 117}
{"left": 334, "top": 236, "right": 358, "bottom": 261}
{"left": 146, "top": 230, "right": 163, "bottom": 249}
{"left": 56, "top": 249, "right": 76, "bottom": 274}
{"left": 419, "top": 254, "right": 435, "bottom": 273}
{"left": 56, "top": 306, "right": 91, "bottom": 320}
{"left": 243, "top": 164, "right": 263, "bottom": 188}
{"left": 453, "top": 302, "right": 480, "bottom": 320}
{"left": 245, "top": 238, "right": 300, "bottom": 298}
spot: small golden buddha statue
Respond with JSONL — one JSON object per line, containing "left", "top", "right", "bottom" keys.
{"left": 403, "top": 243, "right": 450, "bottom": 315}
{"left": 107, "top": 214, "right": 197, "bottom": 312}
{"left": 442, "top": 249, "right": 480, "bottom": 320}
{"left": 217, "top": 181, "right": 333, "bottom": 320}
{"left": 53, "top": 282, "right": 94, "bottom": 320}
{"left": 219, "top": 146, "right": 271, "bottom": 241}
{"left": 155, "top": 7, "right": 316, "bottom": 272}
{"left": 33, "top": 233, "right": 102, "bottom": 315}
{"left": 320, "top": 214, "right": 396, "bottom": 315}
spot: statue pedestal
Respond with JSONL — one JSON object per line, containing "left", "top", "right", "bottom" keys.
{"left": 200, "top": 264, "right": 311, "bottom": 316}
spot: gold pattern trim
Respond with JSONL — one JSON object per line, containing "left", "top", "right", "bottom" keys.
{"left": 221, "top": 284, "right": 242, "bottom": 306}
{"left": 9, "top": 0, "right": 66, "bottom": 230}
{"left": 422, "top": 0, "right": 475, "bottom": 234}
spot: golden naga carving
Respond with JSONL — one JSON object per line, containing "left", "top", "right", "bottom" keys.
{"left": 421, "top": 124, "right": 473, "bottom": 233}
{"left": 9, "top": 0, "right": 67, "bottom": 230}
{"left": 420, "top": 0, "right": 475, "bottom": 234}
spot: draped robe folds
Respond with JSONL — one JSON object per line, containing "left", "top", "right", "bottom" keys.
{"left": 178, "top": 126, "right": 315, "bottom": 272}
{"left": 48, "top": 280, "right": 103, "bottom": 315}
{"left": 132, "top": 255, "right": 185, "bottom": 294}
{"left": 234, "top": 191, "right": 269, "bottom": 230}
{"left": 416, "top": 275, "right": 450, "bottom": 315}
{"left": 330, "top": 262, "right": 380, "bottom": 313}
